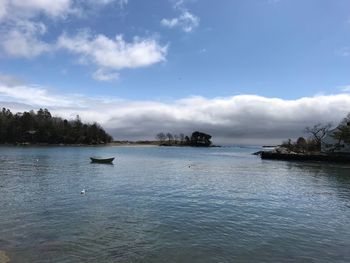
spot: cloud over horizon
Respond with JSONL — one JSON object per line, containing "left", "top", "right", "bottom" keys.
{"left": 1, "top": 79, "right": 350, "bottom": 145}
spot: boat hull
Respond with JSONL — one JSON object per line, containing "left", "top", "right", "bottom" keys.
{"left": 90, "top": 157, "right": 115, "bottom": 164}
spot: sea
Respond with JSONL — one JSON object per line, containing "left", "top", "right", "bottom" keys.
{"left": 0, "top": 146, "right": 350, "bottom": 262}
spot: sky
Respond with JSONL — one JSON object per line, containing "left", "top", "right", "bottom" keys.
{"left": 1, "top": 0, "right": 350, "bottom": 144}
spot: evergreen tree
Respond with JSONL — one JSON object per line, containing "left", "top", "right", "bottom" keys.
{"left": 0, "top": 108, "right": 113, "bottom": 144}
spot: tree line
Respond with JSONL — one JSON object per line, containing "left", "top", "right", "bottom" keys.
{"left": 331, "top": 113, "right": 350, "bottom": 147}
{"left": 0, "top": 108, "right": 112, "bottom": 145}
{"left": 156, "top": 131, "right": 212, "bottom": 147}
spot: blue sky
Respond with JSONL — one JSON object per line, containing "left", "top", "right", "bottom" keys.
{"left": 1, "top": 0, "right": 350, "bottom": 143}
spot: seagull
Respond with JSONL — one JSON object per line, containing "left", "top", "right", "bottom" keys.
{"left": 81, "top": 189, "right": 86, "bottom": 194}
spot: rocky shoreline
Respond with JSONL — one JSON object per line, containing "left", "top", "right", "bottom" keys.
{"left": 257, "top": 150, "right": 350, "bottom": 163}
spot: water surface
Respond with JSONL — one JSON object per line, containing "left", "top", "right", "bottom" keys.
{"left": 0, "top": 146, "right": 350, "bottom": 262}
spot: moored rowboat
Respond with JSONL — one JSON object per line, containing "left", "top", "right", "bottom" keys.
{"left": 90, "top": 157, "right": 115, "bottom": 164}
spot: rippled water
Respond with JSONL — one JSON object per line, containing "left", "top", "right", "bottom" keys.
{"left": 0, "top": 146, "right": 350, "bottom": 262}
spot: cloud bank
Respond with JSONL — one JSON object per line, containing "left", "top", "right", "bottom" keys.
{"left": 1, "top": 79, "right": 350, "bottom": 145}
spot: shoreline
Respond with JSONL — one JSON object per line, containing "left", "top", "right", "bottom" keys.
{"left": 260, "top": 151, "right": 350, "bottom": 164}
{"left": 0, "top": 141, "right": 221, "bottom": 148}
{"left": 0, "top": 143, "right": 110, "bottom": 147}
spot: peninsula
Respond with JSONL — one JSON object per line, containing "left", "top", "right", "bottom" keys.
{"left": 258, "top": 113, "right": 350, "bottom": 163}
{"left": 111, "top": 131, "right": 218, "bottom": 147}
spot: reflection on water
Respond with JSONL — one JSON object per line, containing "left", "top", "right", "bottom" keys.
{"left": 0, "top": 146, "right": 350, "bottom": 262}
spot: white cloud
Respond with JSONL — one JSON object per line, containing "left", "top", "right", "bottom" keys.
{"left": 0, "top": 0, "right": 73, "bottom": 58}
{"left": 161, "top": 0, "right": 199, "bottom": 32}
{"left": 339, "top": 85, "right": 350, "bottom": 92}
{"left": 0, "top": 84, "right": 74, "bottom": 107}
{"left": 0, "top": 0, "right": 127, "bottom": 20}
{"left": 0, "top": 0, "right": 73, "bottom": 20}
{"left": 161, "top": 11, "right": 199, "bottom": 32}
{"left": 13, "top": 0, "right": 72, "bottom": 17}
{"left": 1, "top": 20, "right": 51, "bottom": 58}
{"left": 57, "top": 31, "right": 167, "bottom": 79}
{"left": 0, "top": 0, "right": 8, "bottom": 20}
{"left": 0, "top": 0, "right": 163, "bottom": 80}
{"left": 92, "top": 69, "right": 120, "bottom": 81}
{"left": 118, "top": 0, "right": 128, "bottom": 8}
{"left": 0, "top": 0, "right": 129, "bottom": 58}
{"left": 57, "top": 32, "right": 167, "bottom": 69}
{"left": 93, "top": 0, "right": 128, "bottom": 8}
{"left": 2, "top": 80, "right": 350, "bottom": 144}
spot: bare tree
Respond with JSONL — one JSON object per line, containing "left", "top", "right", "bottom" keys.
{"left": 305, "top": 123, "right": 332, "bottom": 146}
{"left": 179, "top": 133, "right": 185, "bottom": 143}
{"left": 166, "top": 132, "right": 173, "bottom": 143}
{"left": 156, "top": 132, "right": 166, "bottom": 142}
{"left": 331, "top": 113, "right": 350, "bottom": 145}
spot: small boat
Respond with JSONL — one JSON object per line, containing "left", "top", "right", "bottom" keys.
{"left": 90, "top": 157, "right": 115, "bottom": 164}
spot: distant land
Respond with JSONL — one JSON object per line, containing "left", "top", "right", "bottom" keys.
{"left": 0, "top": 108, "right": 219, "bottom": 148}
{"left": 257, "top": 113, "right": 350, "bottom": 163}
{"left": 0, "top": 108, "right": 112, "bottom": 145}
{"left": 112, "top": 131, "right": 219, "bottom": 147}
{"left": 110, "top": 141, "right": 160, "bottom": 146}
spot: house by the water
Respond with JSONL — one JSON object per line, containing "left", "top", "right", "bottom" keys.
{"left": 321, "top": 123, "right": 350, "bottom": 153}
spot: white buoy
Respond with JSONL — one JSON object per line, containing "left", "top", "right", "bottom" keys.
{"left": 81, "top": 189, "right": 86, "bottom": 194}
